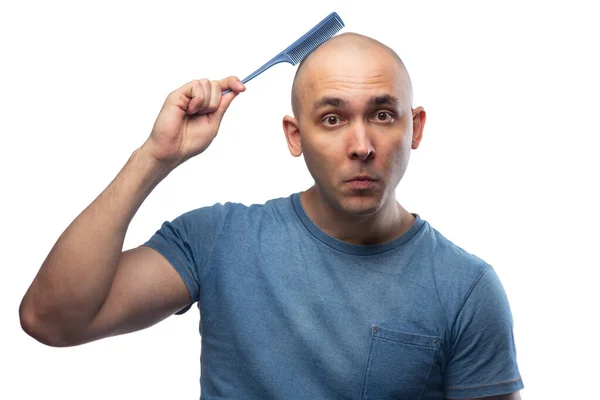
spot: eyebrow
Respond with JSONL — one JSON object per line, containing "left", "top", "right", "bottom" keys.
{"left": 313, "top": 96, "right": 347, "bottom": 111}
{"left": 312, "top": 95, "right": 399, "bottom": 111}
{"left": 369, "top": 95, "right": 399, "bottom": 106}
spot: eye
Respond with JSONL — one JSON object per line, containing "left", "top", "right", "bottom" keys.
{"left": 323, "top": 115, "right": 342, "bottom": 126}
{"left": 373, "top": 111, "right": 394, "bottom": 122}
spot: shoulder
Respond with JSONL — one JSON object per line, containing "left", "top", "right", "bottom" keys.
{"left": 416, "top": 220, "right": 522, "bottom": 395}
{"left": 171, "top": 194, "right": 296, "bottom": 235}
{"left": 177, "top": 194, "right": 293, "bottom": 220}
{"left": 418, "top": 219, "right": 490, "bottom": 284}
{"left": 415, "top": 218, "right": 496, "bottom": 320}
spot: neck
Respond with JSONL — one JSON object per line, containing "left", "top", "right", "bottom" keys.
{"left": 300, "top": 186, "right": 414, "bottom": 246}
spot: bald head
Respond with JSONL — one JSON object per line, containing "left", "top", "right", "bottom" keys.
{"left": 291, "top": 33, "right": 413, "bottom": 117}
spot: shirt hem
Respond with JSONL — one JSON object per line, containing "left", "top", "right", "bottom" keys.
{"left": 446, "top": 377, "right": 524, "bottom": 399}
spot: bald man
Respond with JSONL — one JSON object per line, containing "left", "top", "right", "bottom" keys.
{"left": 21, "top": 33, "right": 523, "bottom": 399}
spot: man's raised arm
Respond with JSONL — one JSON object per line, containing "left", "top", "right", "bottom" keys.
{"left": 19, "top": 77, "right": 245, "bottom": 347}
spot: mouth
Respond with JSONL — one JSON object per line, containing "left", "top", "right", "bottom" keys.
{"left": 344, "top": 175, "right": 378, "bottom": 182}
{"left": 344, "top": 176, "right": 378, "bottom": 190}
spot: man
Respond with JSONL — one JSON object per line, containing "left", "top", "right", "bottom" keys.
{"left": 20, "top": 33, "right": 523, "bottom": 399}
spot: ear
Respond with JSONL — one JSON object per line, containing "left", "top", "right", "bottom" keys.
{"left": 411, "top": 106, "right": 426, "bottom": 150}
{"left": 283, "top": 115, "right": 303, "bottom": 157}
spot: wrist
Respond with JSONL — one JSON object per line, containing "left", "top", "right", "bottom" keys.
{"left": 136, "top": 141, "right": 179, "bottom": 175}
{"left": 129, "top": 143, "right": 177, "bottom": 195}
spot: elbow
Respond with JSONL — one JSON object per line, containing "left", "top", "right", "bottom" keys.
{"left": 19, "top": 298, "right": 76, "bottom": 348}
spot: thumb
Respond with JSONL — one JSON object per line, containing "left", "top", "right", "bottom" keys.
{"left": 214, "top": 76, "right": 246, "bottom": 120}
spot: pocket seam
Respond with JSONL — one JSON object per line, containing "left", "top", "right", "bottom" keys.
{"left": 360, "top": 326, "right": 440, "bottom": 400}
{"left": 373, "top": 336, "right": 438, "bottom": 349}
{"left": 361, "top": 336, "right": 377, "bottom": 400}
{"left": 374, "top": 325, "right": 440, "bottom": 347}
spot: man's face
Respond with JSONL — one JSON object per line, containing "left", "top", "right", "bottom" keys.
{"left": 287, "top": 44, "right": 422, "bottom": 217}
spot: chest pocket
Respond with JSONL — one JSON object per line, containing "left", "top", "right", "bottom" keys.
{"left": 361, "top": 326, "right": 440, "bottom": 400}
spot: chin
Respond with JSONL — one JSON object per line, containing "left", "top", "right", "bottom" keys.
{"left": 337, "top": 195, "right": 383, "bottom": 216}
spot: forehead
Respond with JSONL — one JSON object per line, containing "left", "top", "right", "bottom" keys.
{"left": 298, "top": 47, "right": 409, "bottom": 110}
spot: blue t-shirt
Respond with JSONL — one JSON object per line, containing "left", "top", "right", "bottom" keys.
{"left": 144, "top": 193, "right": 523, "bottom": 399}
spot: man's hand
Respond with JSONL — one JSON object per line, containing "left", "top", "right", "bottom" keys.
{"left": 142, "top": 76, "right": 246, "bottom": 168}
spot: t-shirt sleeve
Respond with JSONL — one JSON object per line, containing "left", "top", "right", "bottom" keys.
{"left": 444, "top": 266, "right": 524, "bottom": 399}
{"left": 142, "top": 203, "right": 228, "bottom": 314}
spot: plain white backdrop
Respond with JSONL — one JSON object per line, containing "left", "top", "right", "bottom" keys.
{"left": 2, "top": 1, "right": 598, "bottom": 398}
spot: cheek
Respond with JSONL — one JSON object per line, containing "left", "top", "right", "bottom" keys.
{"left": 300, "top": 127, "right": 345, "bottom": 171}
{"left": 380, "top": 137, "right": 411, "bottom": 175}
{"left": 301, "top": 140, "right": 335, "bottom": 180}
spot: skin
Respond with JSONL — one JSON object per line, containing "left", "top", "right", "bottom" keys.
{"left": 19, "top": 77, "right": 246, "bottom": 346}
{"left": 19, "top": 32, "right": 520, "bottom": 400}
{"left": 284, "top": 33, "right": 425, "bottom": 245}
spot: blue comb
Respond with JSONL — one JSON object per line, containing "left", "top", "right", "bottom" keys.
{"left": 222, "top": 12, "right": 344, "bottom": 94}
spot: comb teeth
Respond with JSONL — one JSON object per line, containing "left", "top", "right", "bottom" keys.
{"left": 286, "top": 17, "right": 344, "bottom": 65}
{"left": 222, "top": 12, "right": 345, "bottom": 94}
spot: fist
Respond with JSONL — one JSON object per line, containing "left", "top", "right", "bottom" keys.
{"left": 143, "top": 77, "right": 246, "bottom": 167}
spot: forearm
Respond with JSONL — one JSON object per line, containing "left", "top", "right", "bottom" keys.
{"left": 20, "top": 144, "right": 173, "bottom": 344}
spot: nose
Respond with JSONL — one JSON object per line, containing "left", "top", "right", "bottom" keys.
{"left": 348, "top": 122, "right": 375, "bottom": 161}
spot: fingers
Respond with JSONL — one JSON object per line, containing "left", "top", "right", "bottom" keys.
{"left": 215, "top": 76, "right": 246, "bottom": 119}
{"left": 208, "top": 81, "right": 221, "bottom": 112}
{"left": 183, "top": 76, "right": 245, "bottom": 117}
{"left": 217, "top": 76, "right": 246, "bottom": 93}
{"left": 186, "top": 79, "right": 211, "bottom": 115}
{"left": 198, "top": 79, "right": 212, "bottom": 110}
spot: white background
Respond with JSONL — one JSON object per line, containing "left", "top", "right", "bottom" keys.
{"left": 2, "top": 0, "right": 598, "bottom": 399}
